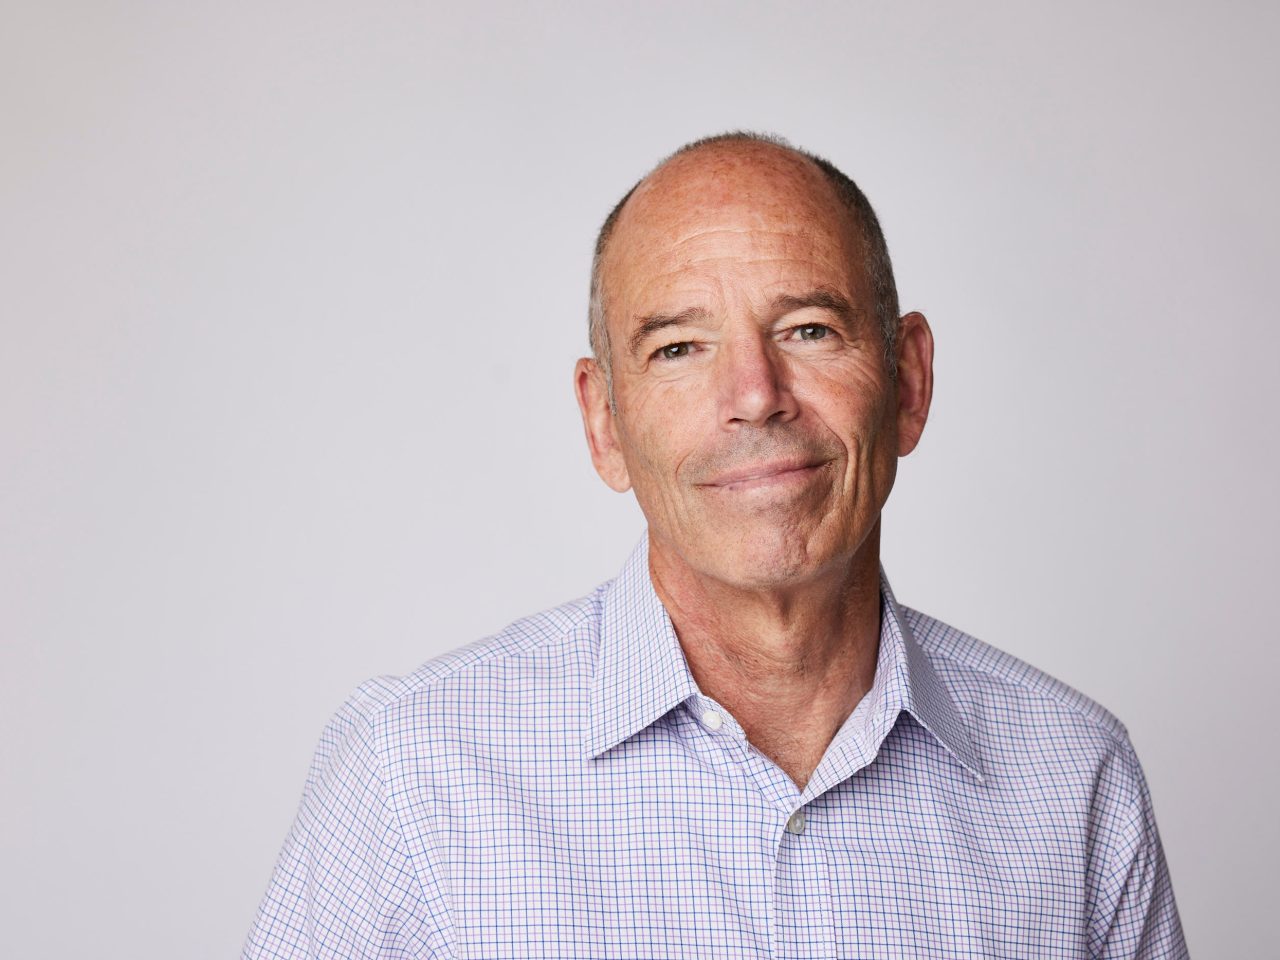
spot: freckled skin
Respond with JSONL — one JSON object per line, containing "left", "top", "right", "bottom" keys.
{"left": 574, "top": 141, "right": 935, "bottom": 788}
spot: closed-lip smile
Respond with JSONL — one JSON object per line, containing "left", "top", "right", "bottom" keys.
{"left": 700, "top": 458, "right": 830, "bottom": 490}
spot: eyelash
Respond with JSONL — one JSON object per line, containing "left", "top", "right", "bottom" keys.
{"left": 650, "top": 324, "right": 834, "bottom": 362}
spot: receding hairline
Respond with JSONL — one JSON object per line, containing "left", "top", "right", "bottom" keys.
{"left": 595, "top": 135, "right": 837, "bottom": 283}
{"left": 588, "top": 131, "right": 902, "bottom": 396}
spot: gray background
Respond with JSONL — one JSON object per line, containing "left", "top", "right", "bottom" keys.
{"left": 3, "top": 1, "right": 1275, "bottom": 956}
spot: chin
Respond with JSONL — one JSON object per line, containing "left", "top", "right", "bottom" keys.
{"left": 701, "top": 523, "right": 840, "bottom": 590}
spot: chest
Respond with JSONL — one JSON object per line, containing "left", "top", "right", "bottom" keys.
{"left": 399, "top": 731, "right": 1095, "bottom": 959}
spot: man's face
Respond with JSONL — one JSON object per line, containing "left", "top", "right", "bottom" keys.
{"left": 576, "top": 145, "right": 933, "bottom": 590}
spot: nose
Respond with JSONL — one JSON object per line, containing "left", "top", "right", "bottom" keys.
{"left": 716, "top": 332, "right": 799, "bottom": 428}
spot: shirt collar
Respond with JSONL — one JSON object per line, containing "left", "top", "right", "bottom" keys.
{"left": 865, "top": 571, "right": 987, "bottom": 784}
{"left": 583, "top": 530, "right": 985, "bottom": 785}
{"left": 583, "top": 531, "right": 700, "bottom": 760}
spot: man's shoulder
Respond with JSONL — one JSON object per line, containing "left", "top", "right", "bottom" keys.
{"left": 900, "top": 603, "right": 1131, "bottom": 748}
{"left": 335, "top": 586, "right": 607, "bottom": 731}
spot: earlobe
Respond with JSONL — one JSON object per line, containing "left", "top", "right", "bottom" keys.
{"left": 893, "top": 312, "right": 935, "bottom": 457}
{"left": 573, "top": 357, "right": 633, "bottom": 493}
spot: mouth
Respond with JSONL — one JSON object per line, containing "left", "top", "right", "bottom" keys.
{"left": 699, "top": 458, "right": 831, "bottom": 493}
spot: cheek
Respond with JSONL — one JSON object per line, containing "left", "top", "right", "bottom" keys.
{"left": 839, "top": 391, "right": 898, "bottom": 502}
{"left": 801, "top": 373, "right": 888, "bottom": 444}
{"left": 615, "top": 386, "right": 705, "bottom": 493}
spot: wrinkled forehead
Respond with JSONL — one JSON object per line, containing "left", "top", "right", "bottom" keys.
{"left": 602, "top": 146, "right": 865, "bottom": 311}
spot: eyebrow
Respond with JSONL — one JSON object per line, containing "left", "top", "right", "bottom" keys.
{"left": 769, "top": 289, "right": 859, "bottom": 325}
{"left": 628, "top": 307, "right": 712, "bottom": 358}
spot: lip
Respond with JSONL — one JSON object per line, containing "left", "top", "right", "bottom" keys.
{"left": 700, "top": 458, "right": 829, "bottom": 490}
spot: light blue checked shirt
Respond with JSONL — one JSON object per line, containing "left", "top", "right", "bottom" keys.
{"left": 244, "top": 533, "right": 1188, "bottom": 958}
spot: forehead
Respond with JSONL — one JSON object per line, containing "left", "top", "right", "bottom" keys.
{"left": 602, "top": 145, "right": 864, "bottom": 314}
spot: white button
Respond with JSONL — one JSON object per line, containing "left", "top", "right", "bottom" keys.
{"left": 786, "top": 810, "right": 806, "bottom": 835}
{"left": 700, "top": 710, "right": 724, "bottom": 732}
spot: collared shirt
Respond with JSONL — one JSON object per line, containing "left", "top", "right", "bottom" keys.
{"left": 243, "top": 533, "right": 1189, "bottom": 959}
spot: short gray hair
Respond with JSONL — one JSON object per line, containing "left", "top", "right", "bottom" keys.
{"left": 588, "top": 131, "right": 901, "bottom": 407}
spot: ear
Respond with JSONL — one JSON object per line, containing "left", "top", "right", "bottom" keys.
{"left": 893, "top": 312, "right": 935, "bottom": 456}
{"left": 574, "top": 357, "right": 633, "bottom": 493}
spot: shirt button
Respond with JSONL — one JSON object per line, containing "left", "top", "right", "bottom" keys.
{"left": 786, "top": 810, "right": 807, "bottom": 835}
{"left": 700, "top": 710, "right": 724, "bottom": 732}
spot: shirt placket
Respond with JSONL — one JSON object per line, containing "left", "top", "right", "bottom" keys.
{"left": 773, "top": 801, "right": 837, "bottom": 960}
{"left": 736, "top": 743, "right": 840, "bottom": 960}
{"left": 683, "top": 695, "right": 854, "bottom": 960}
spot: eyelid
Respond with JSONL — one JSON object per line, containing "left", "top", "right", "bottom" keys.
{"left": 785, "top": 321, "right": 835, "bottom": 338}
{"left": 650, "top": 340, "right": 694, "bottom": 361}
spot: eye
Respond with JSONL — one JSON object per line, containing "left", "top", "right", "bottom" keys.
{"left": 654, "top": 342, "right": 692, "bottom": 361}
{"left": 797, "top": 324, "right": 830, "bottom": 341}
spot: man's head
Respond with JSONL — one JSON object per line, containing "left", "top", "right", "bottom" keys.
{"left": 574, "top": 132, "right": 934, "bottom": 591}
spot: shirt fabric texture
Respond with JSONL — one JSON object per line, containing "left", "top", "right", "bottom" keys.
{"left": 243, "top": 533, "right": 1189, "bottom": 959}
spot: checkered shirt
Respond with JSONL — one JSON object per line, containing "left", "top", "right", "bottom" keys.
{"left": 243, "top": 532, "right": 1189, "bottom": 958}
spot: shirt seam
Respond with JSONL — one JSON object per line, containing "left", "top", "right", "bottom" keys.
{"left": 906, "top": 614, "right": 1131, "bottom": 748}
{"left": 1087, "top": 736, "right": 1147, "bottom": 953}
{"left": 369, "top": 704, "right": 450, "bottom": 960}
{"left": 361, "top": 592, "right": 602, "bottom": 715}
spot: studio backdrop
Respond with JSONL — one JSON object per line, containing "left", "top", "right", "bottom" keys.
{"left": 2, "top": 1, "right": 1276, "bottom": 957}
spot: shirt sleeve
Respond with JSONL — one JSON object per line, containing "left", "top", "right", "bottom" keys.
{"left": 1088, "top": 734, "right": 1190, "bottom": 959}
{"left": 242, "top": 682, "right": 450, "bottom": 959}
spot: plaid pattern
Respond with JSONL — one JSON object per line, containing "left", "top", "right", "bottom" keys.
{"left": 244, "top": 532, "right": 1188, "bottom": 958}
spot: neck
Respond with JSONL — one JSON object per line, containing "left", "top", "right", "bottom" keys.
{"left": 648, "top": 522, "right": 884, "bottom": 791}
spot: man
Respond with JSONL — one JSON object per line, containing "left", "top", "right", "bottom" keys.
{"left": 243, "top": 132, "right": 1189, "bottom": 958}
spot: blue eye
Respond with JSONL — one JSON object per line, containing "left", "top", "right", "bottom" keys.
{"left": 798, "top": 324, "right": 830, "bottom": 341}
{"left": 656, "top": 342, "right": 691, "bottom": 360}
